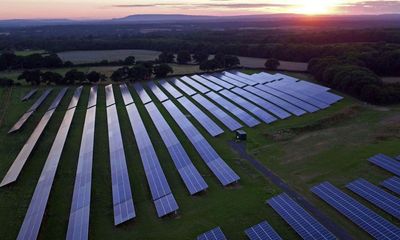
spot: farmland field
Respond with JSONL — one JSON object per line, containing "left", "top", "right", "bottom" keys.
{"left": 0, "top": 73, "right": 399, "bottom": 239}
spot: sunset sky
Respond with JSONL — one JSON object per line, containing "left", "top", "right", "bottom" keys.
{"left": 1, "top": 0, "right": 399, "bottom": 20}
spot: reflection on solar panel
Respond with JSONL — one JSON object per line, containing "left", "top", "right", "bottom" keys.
{"left": 159, "top": 80, "right": 183, "bottom": 98}
{"left": 223, "top": 72, "right": 258, "bottom": 86}
{"left": 17, "top": 87, "right": 81, "bottom": 240}
{"left": 125, "top": 102, "right": 178, "bottom": 217}
{"left": 163, "top": 100, "right": 240, "bottom": 186}
{"left": 244, "top": 86, "right": 306, "bottom": 116}
{"left": 255, "top": 84, "right": 319, "bottom": 113}
{"left": 192, "top": 94, "right": 242, "bottom": 131}
{"left": 180, "top": 76, "right": 210, "bottom": 94}
{"left": 145, "top": 102, "right": 208, "bottom": 195}
{"left": 105, "top": 84, "right": 116, "bottom": 107}
{"left": 21, "top": 89, "right": 37, "bottom": 101}
{"left": 311, "top": 182, "right": 400, "bottom": 240}
{"left": 133, "top": 83, "right": 152, "bottom": 104}
{"left": 190, "top": 75, "right": 223, "bottom": 92}
{"left": 368, "top": 153, "right": 400, "bottom": 176}
{"left": 197, "top": 227, "right": 227, "bottom": 240}
{"left": 231, "top": 87, "right": 291, "bottom": 119}
{"left": 206, "top": 91, "right": 260, "bottom": 128}
{"left": 106, "top": 86, "right": 135, "bottom": 225}
{"left": 9, "top": 88, "right": 52, "bottom": 133}
{"left": 147, "top": 81, "right": 169, "bottom": 102}
{"left": 0, "top": 88, "right": 67, "bottom": 187}
{"left": 245, "top": 220, "right": 282, "bottom": 240}
{"left": 267, "top": 193, "right": 336, "bottom": 240}
{"left": 68, "top": 86, "right": 83, "bottom": 109}
{"left": 347, "top": 178, "right": 400, "bottom": 220}
{"left": 177, "top": 96, "right": 224, "bottom": 137}
{"left": 212, "top": 74, "right": 247, "bottom": 88}
{"left": 66, "top": 87, "right": 97, "bottom": 240}
{"left": 229, "top": 71, "right": 266, "bottom": 84}
{"left": 381, "top": 177, "right": 400, "bottom": 195}
{"left": 200, "top": 74, "right": 235, "bottom": 89}
{"left": 169, "top": 78, "right": 197, "bottom": 96}
{"left": 119, "top": 84, "right": 134, "bottom": 106}
{"left": 219, "top": 90, "right": 277, "bottom": 124}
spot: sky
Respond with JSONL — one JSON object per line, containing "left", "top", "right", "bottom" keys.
{"left": 1, "top": 0, "right": 400, "bottom": 20}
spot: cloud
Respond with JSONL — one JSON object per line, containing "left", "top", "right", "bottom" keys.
{"left": 338, "top": 1, "right": 400, "bottom": 13}
{"left": 112, "top": 2, "right": 292, "bottom": 9}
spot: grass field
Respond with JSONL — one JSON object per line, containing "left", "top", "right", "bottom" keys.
{"left": 0, "top": 75, "right": 399, "bottom": 239}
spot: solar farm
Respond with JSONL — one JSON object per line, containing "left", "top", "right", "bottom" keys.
{"left": 0, "top": 70, "right": 400, "bottom": 239}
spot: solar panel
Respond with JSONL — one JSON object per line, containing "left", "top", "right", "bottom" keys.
{"left": 0, "top": 88, "right": 68, "bottom": 187}
{"left": 21, "top": 89, "right": 37, "bottom": 101}
{"left": 119, "top": 83, "right": 134, "bottom": 106}
{"left": 169, "top": 78, "right": 197, "bottom": 96}
{"left": 124, "top": 102, "right": 178, "bottom": 217}
{"left": 177, "top": 96, "right": 224, "bottom": 137}
{"left": 8, "top": 88, "right": 52, "bottom": 133}
{"left": 381, "top": 177, "right": 400, "bottom": 195}
{"left": 267, "top": 193, "right": 336, "bottom": 240}
{"left": 17, "top": 87, "right": 82, "bottom": 240}
{"left": 311, "top": 181, "right": 400, "bottom": 240}
{"left": 192, "top": 94, "right": 242, "bottom": 131}
{"left": 145, "top": 102, "right": 208, "bottom": 195}
{"left": 245, "top": 220, "right": 282, "bottom": 240}
{"left": 68, "top": 86, "right": 83, "bottom": 109}
{"left": 206, "top": 91, "right": 260, "bottom": 128}
{"left": 105, "top": 84, "right": 116, "bottom": 107}
{"left": 223, "top": 71, "right": 258, "bottom": 86}
{"left": 190, "top": 75, "right": 223, "bottom": 91}
{"left": 368, "top": 153, "right": 400, "bottom": 176}
{"left": 147, "top": 81, "right": 169, "bottom": 102}
{"left": 180, "top": 76, "right": 210, "bottom": 94}
{"left": 158, "top": 79, "right": 183, "bottom": 98}
{"left": 162, "top": 100, "right": 240, "bottom": 186}
{"left": 133, "top": 82, "right": 152, "bottom": 104}
{"left": 106, "top": 86, "right": 135, "bottom": 225}
{"left": 346, "top": 178, "right": 400, "bottom": 220}
{"left": 212, "top": 73, "right": 247, "bottom": 88}
{"left": 66, "top": 87, "right": 97, "bottom": 240}
{"left": 200, "top": 74, "right": 235, "bottom": 89}
{"left": 197, "top": 227, "right": 227, "bottom": 240}
{"left": 48, "top": 87, "right": 69, "bottom": 111}
{"left": 231, "top": 87, "right": 291, "bottom": 119}
{"left": 219, "top": 90, "right": 277, "bottom": 124}
{"left": 229, "top": 71, "right": 267, "bottom": 84}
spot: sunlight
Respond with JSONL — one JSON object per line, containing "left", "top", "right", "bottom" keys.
{"left": 292, "top": 0, "right": 341, "bottom": 15}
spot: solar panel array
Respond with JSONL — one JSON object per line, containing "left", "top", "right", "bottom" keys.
{"left": 21, "top": 88, "right": 37, "bottom": 101}
{"left": 9, "top": 88, "right": 52, "bottom": 133}
{"left": 200, "top": 74, "right": 235, "bottom": 89}
{"left": 133, "top": 82, "right": 152, "bottom": 104}
{"left": 311, "top": 181, "right": 400, "bottom": 240}
{"left": 105, "top": 85, "right": 135, "bottom": 225}
{"left": 145, "top": 102, "right": 208, "bottom": 195}
{"left": 17, "top": 87, "right": 82, "bottom": 240}
{"left": 162, "top": 100, "right": 240, "bottom": 186}
{"left": 0, "top": 88, "right": 67, "bottom": 187}
{"left": 191, "top": 75, "right": 223, "bottom": 92}
{"left": 177, "top": 96, "right": 224, "bottom": 137}
{"left": 67, "top": 86, "right": 97, "bottom": 240}
{"left": 213, "top": 73, "right": 246, "bottom": 88}
{"left": 347, "top": 178, "right": 400, "bottom": 219}
{"left": 147, "top": 81, "right": 169, "bottom": 102}
{"left": 244, "top": 220, "right": 282, "bottom": 240}
{"left": 119, "top": 84, "right": 134, "bottom": 106}
{"left": 180, "top": 76, "right": 210, "bottom": 94}
{"left": 222, "top": 71, "right": 258, "bottom": 86}
{"left": 381, "top": 177, "right": 400, "bottom": 195}
{"left": 169, "top": 78, "right": 197, "bottom": 96}
{"left": 267, "top": 193, "right": 336, "bottom": 240}
{"left": 159, "top": 79, "right": 183, "bottom": 99}
{"left": 125, "top": 102, "right": 178, "bottom": 217}
{"left": 197, "top": 227, "right": 227, "bottom": 240}
{"left": 368, "top": 153, "right": 400, "bottom": 176}
{"left": 192, "top": 94, "right": 242, "bottom": 131}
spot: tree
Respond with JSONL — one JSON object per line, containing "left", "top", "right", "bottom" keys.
{"left": 18, "top": 70, "right": 42, "bottom": 85}
{"left": 0, "top": 52, "right": 18, "bottom": 70}
{"left": 86, "top": 71, "right": 100, "bottom": 83}
{"left": 130, "top": 63, "right": 153, "bottom": 81}
{"left": 111, "top": 67, "right": 130, "bottom": 82}
{"left": 224, "top": 55, "right": 240, "bottom": 68}
{"left": 0, "top": 77, "right": 14, "bottom": 86}
{"left": 42, "top": 54, "right": 63, "bottom": 68}
{"left": 41, "top": 71, "right": 64, "bottom": 85}
{"left": 64, "top": 69, "right": 86, "bottom": 84}
{"left": 264, "top": 58, "right": 280, "bottom": 70}
{"left": 124, "top": 56, "right": 136, "bottom": 65}
{"left": 193, "top": 51, "right": 209, "bottom": 64}
{"left": 199, "top": 59, "right": 219, "bottom": 71}
{"left": 157, "top": 52, "right": 175, "bottom": 63}
{"left": 154, "top": 64, "right": 173, "bottom": 78}
{"left": 177, "top": 51, "right": 192, "bottom": 64}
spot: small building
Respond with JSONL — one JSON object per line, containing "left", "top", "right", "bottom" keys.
{"left": 235, "top": 130, "right": 247, "bottom": 141}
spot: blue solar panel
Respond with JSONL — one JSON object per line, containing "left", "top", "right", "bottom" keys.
{"left": 169, "top": 78, "right": 197, "bottom": 96}
{"left": 219, "top": 90, "right": 277, "bottom": 124}
{"left": 223, "top": 71, "right": 259, "bottom": 86}
{"left": 68, "top": 86, "right": 83, "bottom": 109}
{"left": 200, "top": 74, "right": 235, "bottom": 89}
{"left": 368, "top": 153, "right": 400, "bottom": 176}
{"left": 206, "top": 91, "right": 260, "bottom": 128}
{"left": 87, "top": 86, "right": 98, "bottom": 109}
{"left": 197, "top": 227, "right": 227, "bottom": 240}
{"left": 311, "top": 181, "right": 400, "bottom": 240}
{"left": 229, "top": 71, "right": 266, "bottom": 84}
{"left": 133, "top": 82, "right": 152, "bottom": 104}
{"left": 154, "top": 194, "right": 179, "bottom": 217}
{"left": 245, "top": 220, "right": 282, "bottom": 240}
{"left": 105, "top": 84, "right": 116, "bottom": 107}
{"left": 145, "top": 102, "right": 208, "bottom": 195}
{"left": 267, "top": 193, "right": 335, "bottom": 240}
{"left": 159, "top": 79, "right": 183, "bottom": 98}
{"left": 21, "top": 89, "right": 37, "bottom": 101}
{"left": 382, "top": 177, "right": 400, "bottom": 195}
{"left": 212, "top": 73, "right": 247, "bottom": 88}
{"left": 347, "top": 178, "right": 400, "bottom": 220}
{"left": 148, "top": 81, "right": 169, "bottom": 102}
{"left": 119, "top": 83, "right": 134, "bottom": 106}
{"left": 180, "top": 76, "right": 210, "bottom": 94}
{"left": 177, "top": 96, "right": 224, "bottom": 137}
{"left": 163, "top": 100, "right": 240, "bottom": 186}
{"left": 192, "top": 94, "right": 242, "bottom": 131}
{"left": 191, "top": 75, "right": 223, "bottom": 91}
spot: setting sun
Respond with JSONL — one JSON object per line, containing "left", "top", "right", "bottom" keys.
{"left": 292, "top": 0, "right": 341, "bottom": 15}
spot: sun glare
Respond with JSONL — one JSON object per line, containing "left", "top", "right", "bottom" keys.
{"left": 292, "top": 0, "right": 341, "bottom": 15}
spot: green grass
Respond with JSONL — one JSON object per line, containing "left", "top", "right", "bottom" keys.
{"left": 14, "top": 50, "right": 47, "bottom": 56}
{"left": 0, "top": 77, "right": 399, "bottom": 239}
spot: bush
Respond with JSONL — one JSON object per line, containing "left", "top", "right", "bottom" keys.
{"left": 264, "top": 58, "right": 280, "bottom": 70}
{"left": 0, "top": 77, "right": 14, "bottom": 86}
